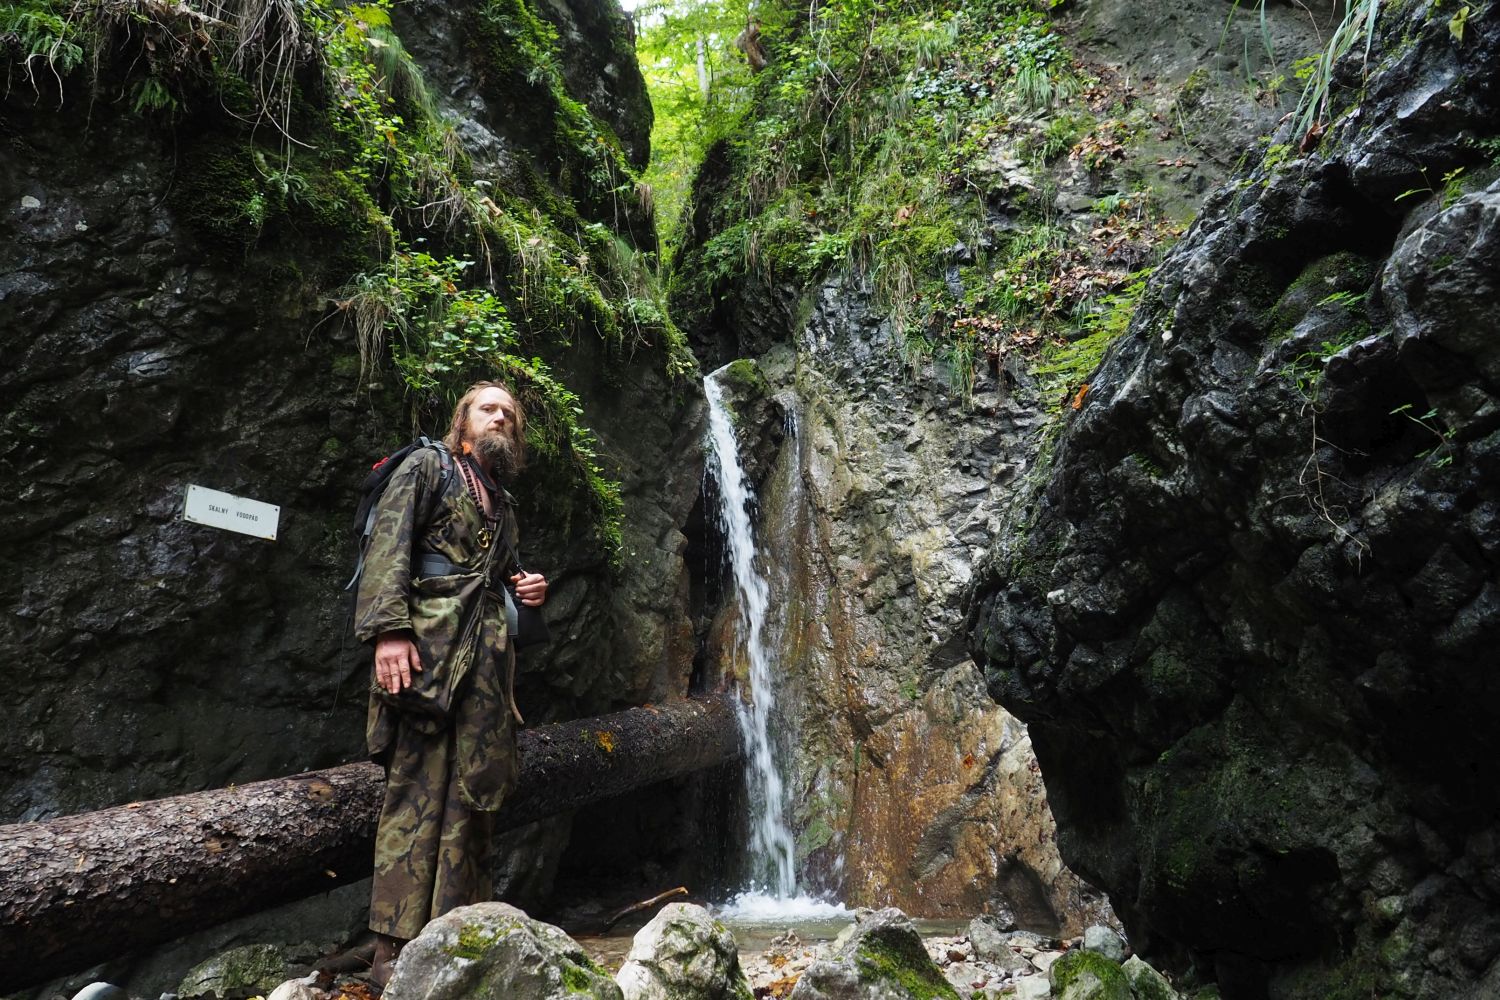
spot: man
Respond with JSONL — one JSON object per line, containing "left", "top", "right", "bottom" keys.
{"left": 354, "top": 381, "right": 547, "bottom": 985}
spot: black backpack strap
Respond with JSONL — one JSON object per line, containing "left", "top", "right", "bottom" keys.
{"left": 417, "top": 438, "right": 455, "bottom": 531}
{"left": 345, "top": 438, "right": 455, "bottom": 592}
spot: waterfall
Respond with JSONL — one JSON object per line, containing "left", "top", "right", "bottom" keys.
{"left": 703, "top": 371, "right": 798, "bottom": 899}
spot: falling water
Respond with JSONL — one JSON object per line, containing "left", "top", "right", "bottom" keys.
{"left": 704, "top": 371, "right": 798, "bottom": 899}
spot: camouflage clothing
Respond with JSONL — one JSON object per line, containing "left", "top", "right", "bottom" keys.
{"left": 354, "top": 446, "right": 522, "bottom": 939}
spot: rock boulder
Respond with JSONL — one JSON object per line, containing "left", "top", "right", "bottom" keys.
{"left": 1047, "top": 951, "right": 1130, "bottom": 1000}
{"left": 384, "top": 902, "right": 620, "bottom": 1000}
{"left": 616, "top": 903, "right": 753, "bottom": 1000}
{"left": 176, "top": 944, "right": 287, "bottom": 997}
{"left": 789, "top": 907, "right": 959, "bottom": 1000}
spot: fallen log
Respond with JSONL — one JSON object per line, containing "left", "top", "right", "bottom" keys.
{"left": 0, "top": 695, "right": 741, "bottom": 986}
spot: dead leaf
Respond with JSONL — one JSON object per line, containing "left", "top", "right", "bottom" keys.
{"left": 1299, "top": 120, "right": 1325, "bottom": 154}
{"left": 1071, "top": 383, "right": 1090, "bottom": 410}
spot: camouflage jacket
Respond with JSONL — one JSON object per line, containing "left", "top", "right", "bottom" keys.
{"left": 354, "top": 445, "right": 521, "bottom": 810}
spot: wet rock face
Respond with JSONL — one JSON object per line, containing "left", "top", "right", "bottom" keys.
{"left": 1, "top": 95, "right": 383, "bottom": 819}
{"left": 712, "top": 305, "right": 1109, "bottom": 931}
{"left": 969, "top": 9, "right": 1500, "bottom": 998}
{"left": 533, "top": 0, "right": 652, "bottom": 171}
{"left": 1060, "top": 0, "right": 1333, "bottom": 223}
{"left": 0, "top": 0, "right": 685, "bottom": 827}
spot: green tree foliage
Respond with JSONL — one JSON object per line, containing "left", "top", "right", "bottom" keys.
{"left": 659, "top": 0, "right": 1175, "bottom": 405}
{"left": 4, "top": 0, "right": 689, "bottom": 559}
{"left": 635, "top": 0, "right": 759, "bottom": 258}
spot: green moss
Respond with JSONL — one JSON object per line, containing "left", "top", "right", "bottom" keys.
{"left": 1177, "top": 66, "right": 1211, "bottom": 108}
{"left": 1049, "top": 949, "right": 1131, "bottom": 998}
{"left": 331, "top": 355, "right": 362, "bottom": 379}
{"left": 1123, "top": 957, "right": 1179, "bottom": 1000}
{"left": 172, "top": 142, "right": 264, "bottom": 247}
{"left": 560, "top": 961, "right": 595, "bottom": 994}
{"left": 1035, "top": 268, "right": 1153, "bottom": 410}
{"left": 854, "top": 934, "right": 959, "bottom": 1000}
{"left": 1273, "top": 951, "right": 1382, "bottom": 1000}
{"left": 797, "top": 816, "right": 836, "bottom": 856}
{"left": 1261, "top": 142, "right": 1294, "bottom": 174}
{"left": 1131, "top": 452, "right": 1166, "bottom": 478}
{"left": 1267, "top": 251, "right": 1377, "bottom": 335}
{"left": 448, "top": 922, "right": 504, "bottom": 960}
{"left": 721, "top": 357, "right": 769, "bottom": 394}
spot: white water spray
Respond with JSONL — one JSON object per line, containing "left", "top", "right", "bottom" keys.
{"left": 703, "top": 370, "right": 799, "bottom": 900}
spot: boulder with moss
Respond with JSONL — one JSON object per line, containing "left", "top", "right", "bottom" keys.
{"left": 176, "top": 944, "right": 288, "bottom": 998}
{"left": 383, "top": 902, "right": 620, "bottom": 1000}
{"left": 616, "top": 902, "right": 753, "bottom": 1000}
{"left": 1121, "top": 956, "right": 1178, "bottom": 1000}
{"left": 1047, "top": 950, "right": 1130, "bottom": 1000}
{"left": 788, "top": 907, "right": 959, "bottom": 1000}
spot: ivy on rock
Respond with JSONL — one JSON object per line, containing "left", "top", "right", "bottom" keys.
{"left": 3, "top": 0, "right": 691, "bottom": 563}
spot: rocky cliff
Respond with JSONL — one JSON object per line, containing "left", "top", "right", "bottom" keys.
{"left": 969, "top": 4, "right": 1500, "bottom": 997}
{"left": 705, "top": 327, "right": 1107, "bottom": 930}
{"left": 0, "top": 0, "right": 702, "bottom": 916}
{"left": 671, "top": 0, "right": 1327, "bottom": 934}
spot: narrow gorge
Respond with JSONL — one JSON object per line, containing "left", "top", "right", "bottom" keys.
{"left": 3, "top": 0, "right": 1498, "bottom": 997}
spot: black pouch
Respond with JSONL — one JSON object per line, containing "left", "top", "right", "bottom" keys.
{"left": 501, "top": 536, "right": 551, "bottom": 651}
{"left": 505, "top": 582, "right": 552, "bottom": 650}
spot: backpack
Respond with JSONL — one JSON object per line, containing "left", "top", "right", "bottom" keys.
{"left": 344, "top": 436, "right": 455, "bottom": 591}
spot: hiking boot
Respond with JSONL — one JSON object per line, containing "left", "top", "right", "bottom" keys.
{"left": 371, "top": 934, "right": 406, "bottom": 989}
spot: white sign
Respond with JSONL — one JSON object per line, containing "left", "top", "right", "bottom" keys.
{"left": 183, "top": 485, "right": 280, "bottom": 541}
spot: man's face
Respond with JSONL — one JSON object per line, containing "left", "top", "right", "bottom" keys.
{"left": 466, "top": 386, "right": 520, "bottom": 476}
{"left": 466, "top": 387, "right": 517, "bottom": 444}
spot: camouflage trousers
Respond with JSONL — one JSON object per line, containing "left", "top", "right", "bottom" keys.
{"left": 368, "top": 719, "right": 496, "bottom": 939}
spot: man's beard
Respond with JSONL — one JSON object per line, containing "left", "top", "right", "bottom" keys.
{"left": 472, "top": 429, "right": 518, "bottom": 482}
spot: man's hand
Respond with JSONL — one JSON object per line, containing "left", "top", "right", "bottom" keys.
{"left": 511, "top": 572, "right": 548, "bottom": 607}
{"left": 374, "top": 631, "right": 423, "bottom": 693}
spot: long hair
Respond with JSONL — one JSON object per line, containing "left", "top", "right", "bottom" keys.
{"left": 443, "top": 380, "right": 527, "bottom": 470}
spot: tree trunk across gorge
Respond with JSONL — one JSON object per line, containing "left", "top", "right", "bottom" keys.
{"left": 0, "top": 695, "right": 742, "bottom": 986}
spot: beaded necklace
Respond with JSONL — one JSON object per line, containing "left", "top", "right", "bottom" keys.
{"left": 459, "top": 456, "right": 499, "bottom": 550}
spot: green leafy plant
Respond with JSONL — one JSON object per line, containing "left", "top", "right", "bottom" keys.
{"left": 2, "top": 0, "right": 86, "bottom": 92}
{"left": 1395, "top": 166, "right": 1468, "bottom": 208}
{"left": 1292, "top": 0, "right": 1381, "bottom": 140}
{"left": 1391, "top": 403, "right": 1457, "bottom": 468}
{"left": 1035, "top": 268, "right": 1152, "bottom": 410}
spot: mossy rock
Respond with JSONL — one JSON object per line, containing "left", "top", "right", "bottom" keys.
{"left": 1048, "top": 948, "right": 1131, "bottom": 1000}
{"left": 1267, "top": 251, "right": 1377, "bottom": 336}
{"left": 171, "top": 139, "right": 264, "bottom": 248}
{"left": 718, "top": 357, "right": 769, "bottom": 395}
{"left": 853, "top": 934, "right": 960, "bottom": 1000}
{"left": 395, "top": 902, "right": 621, "bottom": 999}
{"left": 177, "top": 943, "right": 287, "bottom": 997}
{"left": 1122, "top": 955, "right": 1179, "bottom": 1000}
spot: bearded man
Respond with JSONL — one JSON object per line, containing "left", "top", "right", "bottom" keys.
{"left": 353, "top": 381, "right": 547, "bottom": 985}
